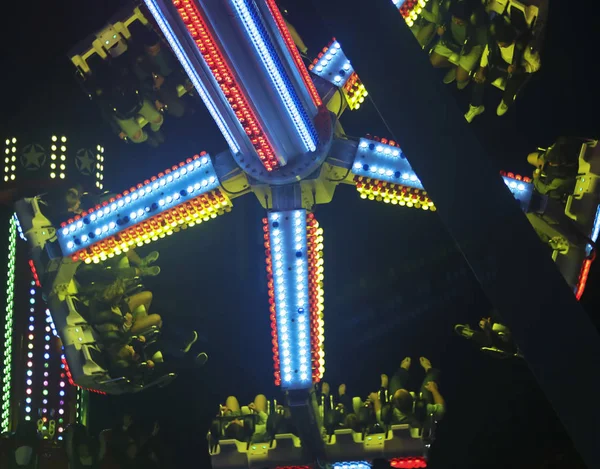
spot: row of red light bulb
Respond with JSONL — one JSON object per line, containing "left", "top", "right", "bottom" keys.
{"left": 262, "top": 219, "right": 282, "bottom": 385}
{"left": 174, "top": 0, "right": 280, "bottom": 172}
{"left": 264, "top": 0, "right": 323, "bottom": 107}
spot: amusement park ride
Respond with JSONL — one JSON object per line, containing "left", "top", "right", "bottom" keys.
{"left": 6, "top": 0, "right": 600, "bottom": 467}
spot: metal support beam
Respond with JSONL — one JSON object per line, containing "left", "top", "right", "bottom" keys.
{"left": 313, "top": 1, "right": 600, "bottom": 466}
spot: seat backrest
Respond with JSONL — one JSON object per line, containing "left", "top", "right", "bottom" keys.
{"left": 62, "top": 326, "right": 96, "bottom": 350}
{"left": 274, "top": 433, "right": 301, "bottom": 448}
{"left": 24, "top": 198, "right": 57, "bottom": 249}
{"left": 332, "top": 428, "right": 354, "bottom": 445}
{"left": 210, "top": 438, "right": 248, "bottom": 469}
{"left": 507, "top": 0, "right": 539, "bottom": 30}
{"left": 390, "top": 424, "right": 411, "bottom": 439}
{"left": 65, "top": 296, "right": 88, "bottom": 326}
{"left": 82, "top": 345, "right": 108, "bottom": 376}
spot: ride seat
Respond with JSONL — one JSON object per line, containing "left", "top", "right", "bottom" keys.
{"left": 213, "top": 439, "right": 248, "bottom": 454}
{"left": 487, "top": 0, "right": 538, "bottom": 29}
{"left": 274, "top": 433, "right": 301, "bottom": 449}
{"left": 565, "top": 141, "right": 600, "bottom": 222}
{"left": 82, "top": 345, "right": 108, "bottom": 376}
{"left": 65, "top": 296, "right": 88, "bottom": 326}
{"left": 62, "top": 326, "right": 96, "bottom": 349}
{"left": 364, "top": 432, "right": 386, "bottom": 450}
{"left": 69, "top": 7, "right": 149, "bottom": 75}
{"left": 24, "top": 198, "right": 56, "bottom": 250}
{"left": 134, "top": 83, "right": 188, "bottom": 128}
{"left": 506, "top": 0, "right": 539, "bottom": 32}
{"left": 332, "top": 428, "right": 355, "bottom": 445}
{"left": 390, "top": 424, "right": 411, "bottom": 440}
{"left": 572, "top": 141, "right": 600, "bottom": 199}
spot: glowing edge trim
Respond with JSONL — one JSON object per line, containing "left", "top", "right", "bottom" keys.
{"left": 143, "top": 0, "right": 240, "bottom": 154}
{"left": 231, "top": 0, "right": 317, "bottom": 152}
{"left": 585, "top": 204, "right": 600, "bottom": 256}
{"left": 1, "top": 217, "right": 17, "bottom": 432}
{"left": 13, "top": 214, "right": 27, "bottom": 241}
{"left": 263, "top": 0, "right": 322, "bottom": 108}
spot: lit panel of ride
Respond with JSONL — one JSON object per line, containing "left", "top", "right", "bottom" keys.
{"left": 500, "top": 171, "right": 534, "bottom": 212}
{"left": 308, "top": 40, "right": 368, "bottom": 110}
{"left": 263, "top": 210, "right": 324, "bottom": 390}
{"left": 56, "top": 153, "right": 229, "bottom": 263}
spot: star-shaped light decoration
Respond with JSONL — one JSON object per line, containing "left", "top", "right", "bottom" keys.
{"left": 20, "top": 144, "right": 46, "bottom": 171}
{"left": 75, "top": 149, "right": 95, "bottom": 176}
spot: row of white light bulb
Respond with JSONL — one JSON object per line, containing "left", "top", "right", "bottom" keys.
{"left": 332, "top": 462, "right": 371, "bottom": 469}
{"left": 359, "top": 140, "right": 402, "bottom": 158}
{"left": 504, "top": 178, "right": 527, "bottom": 192}
{"left": 353, "top": 161, "right": 420, "bottom": 183}
{"left": 270, "top": 212, "right": 312, "bottom": 384}
{"left": 62, "top": 157, "right": 212, "bottom": 234}
{"left": 64, "top": 176, "right": 216, "bottom": 250}
{"left": 13, "top": 214, "right": 27, "bottom": 241}
{"left": 231, "top": 0, "right": 317, "bottom": 153}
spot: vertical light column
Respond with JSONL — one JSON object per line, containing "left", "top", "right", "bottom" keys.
{"left": 3, "top": 137, "right": 17, "bottom": 183}
{"left": 46, "top": 309, "right": 67, "bottom": 440}
{"left": 1, "top": 217, "right": 17, "bottom": 432}
{"left": 50, "top": 135, "right": 67, "bottom": 180}
{"left": 59, "top": 136, "right": 67, "bottom": 180}
{"left": 41, "top": 310, "right": 52, "bottom": 428}
{"left": 95, "top": 145, "right": 105, "bottom": 191}
{"left": 75, "top": 388, "right": 89, "bottom": 427}
{"left": 264, "top": 210, "right": 313, "bottom": 390}
{"left": 24, "top": 281, "right": 36, "bottom": 422}
{"left": 306, "top": 213, "right": 325, "bottom": 382}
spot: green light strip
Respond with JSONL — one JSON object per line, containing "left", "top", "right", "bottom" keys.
{"left": 1, "top": 216, "right": 17, "bottom": 432}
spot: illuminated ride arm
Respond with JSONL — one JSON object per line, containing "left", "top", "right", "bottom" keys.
{"left": 14, "top": 152, "right": 237, "bottom": 395}
{"left": 143, "top": 0, "right": 331, "bottom": 180}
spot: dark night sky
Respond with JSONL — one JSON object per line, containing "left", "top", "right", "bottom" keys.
{"left": 1, "top": 0, "right": 599, "bottom": 468}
